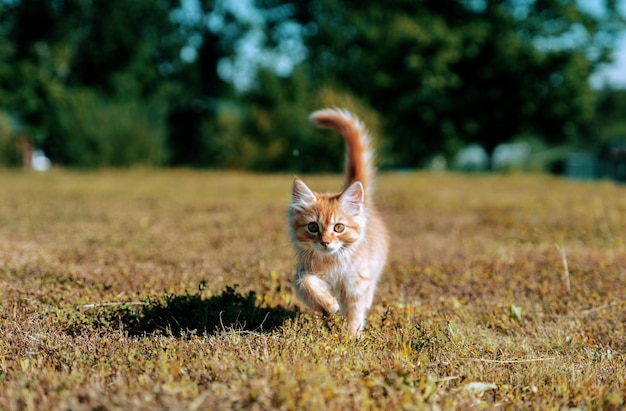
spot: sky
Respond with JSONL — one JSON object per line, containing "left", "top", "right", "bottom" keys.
{"left": 589, "top": 31, "right": 626, "bottom": 89}
{"left": 581, "top": 0, "right": 626, "bottom": 89}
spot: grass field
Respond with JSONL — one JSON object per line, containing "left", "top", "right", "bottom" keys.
{"left": 1, "top": 169, "right": 625, "bottom": 410}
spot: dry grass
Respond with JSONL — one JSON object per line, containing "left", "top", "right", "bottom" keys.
{"left": 1, "top": 169, "right": 625, "bottom": 410}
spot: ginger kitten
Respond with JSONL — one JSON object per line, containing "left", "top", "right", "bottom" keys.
{"left": 288, "top": 108, "right": 389, "bottom": 337}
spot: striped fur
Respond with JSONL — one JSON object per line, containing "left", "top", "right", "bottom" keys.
{"left": 288, "top": 108, "right": 389, "bottom": 337}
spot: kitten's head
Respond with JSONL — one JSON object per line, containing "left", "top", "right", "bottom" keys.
{"left": 289, "top": 178, "right": 366, "bottom": 256}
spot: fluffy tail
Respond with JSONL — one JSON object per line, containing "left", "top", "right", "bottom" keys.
{"left": 309, "top": 108, "right": 376, "bottom": 201}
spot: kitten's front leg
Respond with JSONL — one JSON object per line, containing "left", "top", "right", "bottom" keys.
{"left": 343, "top": 279, "right": 374, "bottom": 337}
{"left": 295, "top": 274, "right": 340, "bottom": 314}
{"left": 345, "top": 303, "right": 367, "bottom": 337}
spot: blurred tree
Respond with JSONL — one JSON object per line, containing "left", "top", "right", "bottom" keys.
{"left": 166, "top": 29, "right": 224, "bottom": 167}
{"left": 0, "top": 0, "right": 67, "bottom": 143}
{"left": 237, "top": 68, "right": 382, "bottom": 172}
{"left": 166, "top": 0, "right": 311, "bottom": 167}
{"left": 296, "top": 0, "right": 625, "bottom": 167}
{"left": 68, "top": 0, "right": 181, "bottom": 98}
{"left": 0, "top": 111, "right": 20, "bottom": 166}
{"left": 239, "top": 68, "right": 331, "bottom": 171}
{"left": 0, "top": 0, "right": 182, "bottom": 166}
{"left": 595, "top": 88, "right": 626, "bottom": 145}
{"left": 2, "top": 0, "right": 624, "bottom": 170}
{"left": 165, "top": 0, "right": 226, "bottom": 166}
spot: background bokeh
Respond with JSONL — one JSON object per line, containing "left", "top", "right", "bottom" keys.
{"left": 1, "top": 0, "right": 625, "bottom": 177}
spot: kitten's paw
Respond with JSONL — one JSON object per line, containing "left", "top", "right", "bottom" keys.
{"left": 328, "top": 302, "right": 340, "bottom": 314}
{"left": 346, "top": 321, "right": 363, "bottom": 337}
{"left": 322, "top": 300, "right": 339, "bottom": 315}
{"left": 346, "top": 313, "right": 366, "bottom": 337}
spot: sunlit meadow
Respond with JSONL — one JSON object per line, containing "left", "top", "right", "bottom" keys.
{"left": 1, "top": 170, "right": 624, "bottom": 410}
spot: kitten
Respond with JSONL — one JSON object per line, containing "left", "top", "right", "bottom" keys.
{"left": 288, "top": 108, "right": 389, "bottom": 337}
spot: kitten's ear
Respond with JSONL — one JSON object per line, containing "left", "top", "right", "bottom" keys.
{"left": 291, "top": 178, "right": 316, "bottom": 210}
{"left": 340, "top": 181, "right": 364, "bottom": 215}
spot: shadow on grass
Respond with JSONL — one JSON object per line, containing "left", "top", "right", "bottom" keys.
{"left": 68, "top": 285, "right": 297, "bottom": 337}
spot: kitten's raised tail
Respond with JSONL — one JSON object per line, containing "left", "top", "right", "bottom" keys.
{"left": 309, "top": 108, "right": 376, "bottom": 201}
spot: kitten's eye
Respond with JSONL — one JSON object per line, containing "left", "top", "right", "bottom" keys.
{"left": 333, "top": 223, "right": 345, "bottom": 233}
{"left": 307, "top": 222, "right": 319, "bottom": 233}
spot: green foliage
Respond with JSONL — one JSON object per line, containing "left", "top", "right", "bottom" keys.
{"left": 0, "top": 111, "right": 20, "bottom": 166}
{"left": 0, "top": 0, "right": 625, "bottom": 169}
{"left": 595, "top": 89, "right": 626, "bottom": 147}
{"left": 299, "top": 0, "right": 624, "bottom": 165}
{"left": 236, "top": 70, "right": 383, "bottom": 172}
{"left": 68, "top": 0, "right": 179, "bottom": 97}
{"left": 52, "top": 90, "right": 168, "bottom": 167}
{"left": 239, "top": 69, "right": 323, "bottom": 172}
{"left": 0, "top": 0, "right": 181, "bottom": 167}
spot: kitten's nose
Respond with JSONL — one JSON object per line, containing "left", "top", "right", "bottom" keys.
{"left": 320, "top": 241, "right": 330, "bottom": 248}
